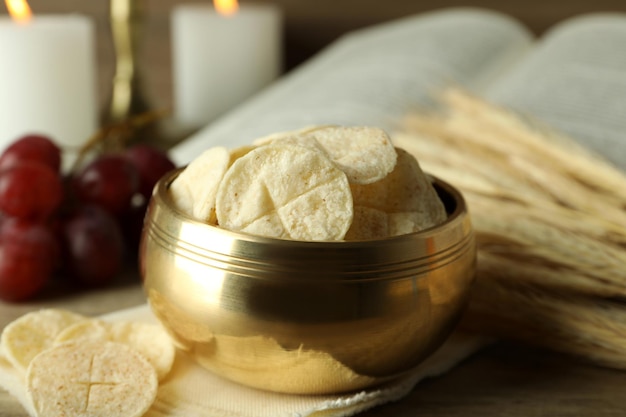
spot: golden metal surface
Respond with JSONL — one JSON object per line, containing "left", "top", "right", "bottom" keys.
{"left": 106, "top": 0, "right": 147, "bottom": 120}
{"left": 140, "top": 169, "right": 476, "bottom": 394}
{"left": 103, "top": 0, "right": 157, "bottom": 146}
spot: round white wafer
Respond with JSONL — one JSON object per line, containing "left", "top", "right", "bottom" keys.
{"left": 107, "top": 321, "right": 175, "bottom": 381}
{"left": 27, "top": 341, "right": 158, "bottom": 417}
{"left": 344, "top": 206, "right": 389, "bottom": 240}
{"left": 305, "top": 126, "right": 397, "bottom": 185}
{"left": 215, "top": 143, "right": 353, "bottom": 241}
{"left": 347, "top": 148, "right": 447, "bottom": 239}
{"left": 169, "top": 146, "right": 230, "bottom": 224}
{"left": 54, "top": 319, "right": 175, "bottom": 382}
{"left": 0, "top": 309, "right": 86, "bottom": 374}
{"left": 54, "top": 319, "right": 110, "bottom": 344}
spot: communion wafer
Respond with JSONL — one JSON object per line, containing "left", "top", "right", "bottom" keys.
{"left": 304, "top": 126, "right": 397, "bottom": 185}
{"left": 252, "top": 126, "right": 332, "bottom": 161}
{"left": 260, "top": 126, "right": 398, "bottom": 185}
{"left": 53, "top": 319, "right": 110, "bottom": 344}
{"left": 27, "top": 341, "right": 158, "bottom": 417}
{"left": 215, "top": 142, "right": 353, "bottom": 240}
{"left": 54, "top": 319, "right": 175, "bottom": 381}
{"left": 343, "top": 206, "right": 389, "bottom": 240}
{"left": 348, "top": 147, "right": 447, "bottom": 238}
{"left": 170, "top": 146, "right": 230, "bottom": 224}
{"left": 107, "top": 321, "right": 175, "bottom": 381}
{"left": 0, "top": 309, "right": 86, "bottom": 374}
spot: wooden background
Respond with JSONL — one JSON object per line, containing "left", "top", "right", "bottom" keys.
{"left": 3, "top": 0, "right": 626, "bottom": 115}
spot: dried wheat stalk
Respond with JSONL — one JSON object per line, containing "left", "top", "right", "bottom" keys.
{"left": 464, "top": 277, "right": 626, "bottom": 370}
{"left": 394, "top": 89, "right": 626, "bottom": 369}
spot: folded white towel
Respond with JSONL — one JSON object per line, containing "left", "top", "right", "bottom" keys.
{"left": 0, "top": 304, "right": 488, "bottom": 417}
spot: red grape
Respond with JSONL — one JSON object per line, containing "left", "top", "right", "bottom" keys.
{"left": 0, "top": 218, "right": 58, "bottom": 302}
{"left": 61, "top": 205, "right": 125, "bottom": 286}
{"left": 124, "top": 144, "right": 176, "bottom": 199}
{"left": 0, "top": 134, "right": 61, "bottom": 172}
{"left": 73, "top": 154, "right": 140, "bottom": 215}
{"left": 0, "top": 135, "right": 175, "bottom": 301}
{"left": 119, "top": 199, "right": 148, "bottom": 258}
{"left": 0, "top": 161, "right": 63, "bottom": 221}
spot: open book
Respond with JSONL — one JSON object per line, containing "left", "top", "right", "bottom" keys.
{"left": 170, "top": 7, "right": 626, "bottom": 173}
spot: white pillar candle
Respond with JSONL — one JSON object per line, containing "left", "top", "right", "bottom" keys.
{"left": 172, "top": 3, "right": 282, "bottom": 128}
{"left": 0, "top": 14, "right": 97, "bottom": 158}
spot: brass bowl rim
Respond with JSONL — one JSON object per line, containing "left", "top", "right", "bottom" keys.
{"left": 152, "top": 167, "right": 469, "bottom": 248}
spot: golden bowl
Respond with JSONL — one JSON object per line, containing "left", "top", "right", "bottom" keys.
{"left": 140, "top": 169, "right": 475, "bottom": 394}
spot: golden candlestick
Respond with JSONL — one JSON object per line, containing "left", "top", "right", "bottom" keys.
{"left": 103, "top": 0, "right": 156, "bottom": 146}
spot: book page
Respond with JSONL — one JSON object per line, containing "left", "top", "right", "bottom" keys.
{"left": 170, "top": 8, "right": 532, "bottom": 164}
{"left": 486, "top": 14, "right": 626, "bottom": 172}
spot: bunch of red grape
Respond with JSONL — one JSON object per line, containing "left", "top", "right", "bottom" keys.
{"left": 0, "top": 134, "right": 176, "bottom": 302}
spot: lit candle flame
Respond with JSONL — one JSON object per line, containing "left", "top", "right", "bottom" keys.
{"left": 5, "top": 0, "right": 32, "bottom": 24}
{"left": 213, "top": 0, "right": 239, "bottom": 17}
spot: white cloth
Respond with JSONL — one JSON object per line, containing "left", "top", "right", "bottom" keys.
{"left": 0, "top": 304, "right": 488, "bottom": 417}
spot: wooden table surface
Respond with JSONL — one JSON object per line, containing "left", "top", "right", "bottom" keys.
{"left": 2, "top": 2, "right": 626, "bottom": 415}
{"left": 2, "top": 278, "right": 626, "bottom": 416}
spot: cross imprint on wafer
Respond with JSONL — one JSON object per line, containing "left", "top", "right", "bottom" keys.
{"left": 27, "top": 341, "right": 159, "bottom": 417}
{"left": 216, "top": 143, "right": 354, "bottom": 240}
{"left": 78, "top": 354, "right": 118, "bottom": 412}
{"left": 240, "top": 176, "right": 333, "bottom": 236}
